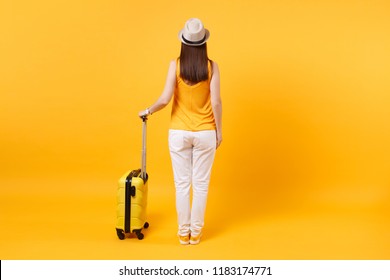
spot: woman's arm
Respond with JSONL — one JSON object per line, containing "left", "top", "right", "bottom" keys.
{"left": 138, "top": 60, "right": 176, "bottom": 117}
{"left": 210, "top": 61, "right": 223, "bottom": 148}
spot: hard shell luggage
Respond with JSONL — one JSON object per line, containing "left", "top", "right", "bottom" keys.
{"left": 116, "top": 116, "right": 149, "bottom": 240}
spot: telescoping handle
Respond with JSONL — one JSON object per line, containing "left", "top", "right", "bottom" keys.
{"left": 140, "top": 116, "right": 147, "bottom": 181}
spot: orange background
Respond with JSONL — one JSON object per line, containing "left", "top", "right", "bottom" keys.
{"left": 1, "top": 0, "right": 389, "bottom": 259}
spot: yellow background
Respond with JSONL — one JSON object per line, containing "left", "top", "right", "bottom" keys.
{"left": 1, "top": 0, "right": 389, "bottom": 259}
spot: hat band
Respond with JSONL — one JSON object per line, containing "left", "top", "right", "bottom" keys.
{"left": 182, "top": 34, "right": 206, "bottom": 45}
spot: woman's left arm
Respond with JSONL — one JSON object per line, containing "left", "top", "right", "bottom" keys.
{"left": 139, "top": 60, "right": 177, "bottom": 117}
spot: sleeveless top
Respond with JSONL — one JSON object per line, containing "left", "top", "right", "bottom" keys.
{"left": 170, "top": 59, "right": 216, "bottom": 131}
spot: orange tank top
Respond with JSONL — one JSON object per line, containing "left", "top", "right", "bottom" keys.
{"left": 170, "top": 59, "right": 216, "bottom": 131}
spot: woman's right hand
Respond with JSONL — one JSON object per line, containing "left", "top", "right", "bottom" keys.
{"left": 216, "top": 132, "right": 223, "bottom": 149}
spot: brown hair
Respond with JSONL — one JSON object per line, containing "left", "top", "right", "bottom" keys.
{"left": 179, "top": 43, "right": 211, "bottom": 84}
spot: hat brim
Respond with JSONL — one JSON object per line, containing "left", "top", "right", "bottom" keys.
{"left": 178, "top": 29, "right": 210, "bottom": 46}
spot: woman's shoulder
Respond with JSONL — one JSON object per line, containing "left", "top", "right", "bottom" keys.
{"left": 168, "top": 59, "right": 178, "bottom": 71}
{"left": 209, "top": 60, "right": 219, "bottom": 77}
{"left": 165, "top": 59, "right": 177, "bottom": 71}
{"left": 165, "top": 59, "right": 178, "bottom": 81}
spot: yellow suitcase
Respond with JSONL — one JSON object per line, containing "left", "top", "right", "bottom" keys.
{"left": 116, "top": 117, "right": 149, "bottom": 240}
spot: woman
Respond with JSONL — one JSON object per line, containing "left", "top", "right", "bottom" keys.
{"left": 138, "top": 18, "right": 222, "bottom": 245}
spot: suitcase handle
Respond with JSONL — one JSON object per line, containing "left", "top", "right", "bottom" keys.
{"left": 140, "top": 116, "right": 147, "bottom": 181}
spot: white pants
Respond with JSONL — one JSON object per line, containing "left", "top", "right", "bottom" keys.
{"left": 169, "top": 129, "right": 216, "bottom": 237}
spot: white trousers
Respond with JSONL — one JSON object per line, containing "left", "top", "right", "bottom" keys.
{"left": 168, "top": 129, "right": 216, "bottom": 237}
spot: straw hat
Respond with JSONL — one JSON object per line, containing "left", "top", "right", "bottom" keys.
{"left": 178, "top": 18, "right": 210, "bottom": 46}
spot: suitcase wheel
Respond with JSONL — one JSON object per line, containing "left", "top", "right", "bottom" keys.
{"left": 137, "top": 233, "right": 144, "bottom": 240}
{"left": 144, "top": 222, "right": 149, "bottom": 229}
{"left": 133, "top": 229, "right": 144, "bottom": 240}
{"left": 116, "top": 228, "right": 125, "bottom": 240}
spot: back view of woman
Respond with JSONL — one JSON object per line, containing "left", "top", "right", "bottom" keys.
{"left": 139, "top": 18, "right": 222, "bottom": 245}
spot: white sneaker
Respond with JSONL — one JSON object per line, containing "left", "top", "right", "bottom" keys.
{"left": 178, "top": 234, "right": 190, "bottom": 245}
{"left": 190, "top": 233, "right": 202, "bottom": 245}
